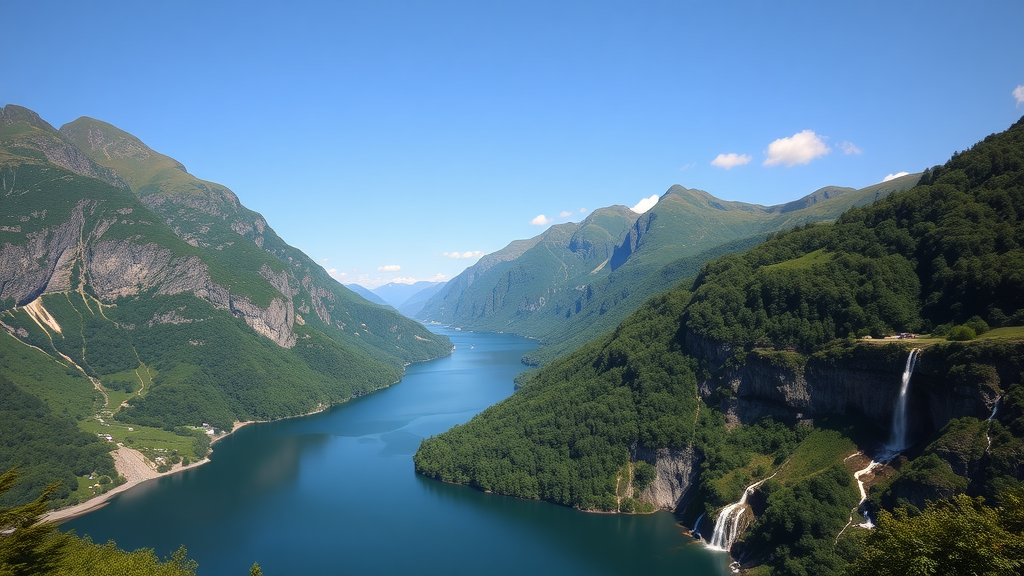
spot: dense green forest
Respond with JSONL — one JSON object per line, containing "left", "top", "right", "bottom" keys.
{"left": 416, "top": 118, "right": 1024, "bottom": 574}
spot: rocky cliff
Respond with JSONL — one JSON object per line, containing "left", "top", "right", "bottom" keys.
{"left": 631, "top": 444, "right": 702, "bottom": 511}
{"left": 695, "top": 337, "right": 1012, "bottom": 448}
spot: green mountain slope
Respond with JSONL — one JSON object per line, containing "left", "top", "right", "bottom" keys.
{"left": 0, "top": 105, "right": 451, "bottom": 507}
{"left": 417, "top": 176, "right": 920, "bottom": 365}
{"left": 415, "top": 118, "right": 1024, "bottom": 573}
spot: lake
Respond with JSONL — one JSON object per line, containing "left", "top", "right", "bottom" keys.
{"left": 63, "top": 327, "right": 730, "bottom": 575}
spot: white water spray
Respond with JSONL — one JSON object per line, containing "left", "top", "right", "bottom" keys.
{"left": 986, "top": 396, "right": 1002, "bottom": 453}
{"left": 887, "top": 349, "right": 920, "bottom": 451}
{"left": 836, "top": 456, "right": 881, "bottom": 541}
{"left": 692, "top": 513, "right": 705, "bottom": 539}
{"left": 706, "top": 473, "right": 777, "bottom": 552}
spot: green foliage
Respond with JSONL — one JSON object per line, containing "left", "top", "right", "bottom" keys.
{"left": 415, "top": 290, "right": 699, "bottom": 510}
{"left": 0, "top": 468, "right": 200, "bottom": 576}
{"left": 740, "top": 464, "right": 859, "bottom": 576}
{"left": 632, "top": 461, "right": 656, "bottom": 493}
{"left": 684, "top": 118, "right": 1024, "bottom": 352}
{"left": 0, "top": 376, "right": 115, "bottom": 507}
{"left": 0, "top": 470, "right": 67, "bottom": 576}
{"left": 848, "top": 490, "right": 1024, "bottom": 576}
{"left": 946, "top": 325, "right": 977, "bottom": 341}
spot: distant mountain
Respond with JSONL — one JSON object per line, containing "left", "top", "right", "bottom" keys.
{"left": 371, "top": 281, "right": 443, "bottom": 309}
{"left": 416, "top": 176, "right": 920, "bottom": 364}
{"left": 0, "top": 104, "right": 451, "bottom": 507}
{"left": 346, "top": 283, "right": 391, "bottom": 307}
{"left": 396, "top": 281, "right": 447, "bottom": 318}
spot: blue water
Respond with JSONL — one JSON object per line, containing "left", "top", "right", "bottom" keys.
{"left": 64, "top": 327, "right": 729, "bottom": 575}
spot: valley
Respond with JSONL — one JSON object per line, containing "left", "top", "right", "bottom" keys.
{"left": 1, "top": 105, "right": 1022, "bottom": 576}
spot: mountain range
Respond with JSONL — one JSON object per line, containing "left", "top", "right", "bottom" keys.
{"left": 416, "top": 175, "right": 920, "bottom": 364}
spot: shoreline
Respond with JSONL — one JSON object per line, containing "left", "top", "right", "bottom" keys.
{"left": 42, "top": 342, "right": 456, "bottom": 525}
{"left": 44, "top": 416, "right": 289, "bottom": 524}
{"left": 42, "top": 401, "right": 351, "bottom": 524}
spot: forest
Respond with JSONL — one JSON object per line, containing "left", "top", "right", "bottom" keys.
{"left": 415, "top": 117, "right": 1024, "bottom": 574}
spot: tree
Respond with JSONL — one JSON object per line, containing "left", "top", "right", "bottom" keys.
{"left": 0, "top": 469, "right": 68, "bottom": 576}
{"left": 848, "top": 490, "right": 1024, "bottom": 576}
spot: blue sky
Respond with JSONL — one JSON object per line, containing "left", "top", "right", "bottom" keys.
{"left": 4, "top": 1, "right": 1024, "bottom": 288}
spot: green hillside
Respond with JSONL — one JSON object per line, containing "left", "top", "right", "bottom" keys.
{"left": 415, "top": 118, "right": 1024, "bottom": 574}
{"left": 0, "top": 105, "right": 451, "bottom": 508}
{"left": 417, "top": 175, "right": 920, "bottom": 366}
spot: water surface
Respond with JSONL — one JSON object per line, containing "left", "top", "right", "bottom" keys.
{"left": 65, "top": 327, "right": 729, "bottom": 575}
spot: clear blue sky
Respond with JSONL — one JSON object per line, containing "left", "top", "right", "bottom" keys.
{"left": 4, "top": 1, "right": 1023, "bottom": 288}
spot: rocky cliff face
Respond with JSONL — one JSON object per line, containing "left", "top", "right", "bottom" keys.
{"left": 632, "top": 444, "right": 702, "bottom": 511}
{"left": 0, "top": 200, "right": 299, "bottom": 348}
{"left": 693, "top": 338, "right": 1011, "bottom": 447}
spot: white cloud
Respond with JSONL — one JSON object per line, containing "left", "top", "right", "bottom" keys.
{"left": 710, "top": 153, "right": 752, "bottom": 170}
{"left": 1015, "top": 85, "right": 1024, "bottom": 106}
{"left": 580, "top": 207, "right": 587, "bottom": 213}
{"left": 530, "top": 214, "right": 553, "bottom": 226}
{"left": 763, "top": 130, "right": 831, "bottom": 167}
{"left": 883, "top": 171, "right": 910, "bottom": 182}
{"left": 679, "top": 162, "right": 697, "bottom": 171}
{"left": 558, "top": 211, "right": 573, "bottom": 218}
{"left": 630, "top": 194, "right": 659, "bottom": 214}
{"left": 840, "top": 141, "right": 863, "bottom": 155}
{"left": 326, "top": 268, "right": 346, "bottom": 281}
{"left": 378, "top": 264, "right": 401, "bottom": 272}
{"left": 443, "top": 251, "right": 484, "bottom": 259}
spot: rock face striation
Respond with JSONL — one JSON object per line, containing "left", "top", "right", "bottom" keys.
{"left": 632, "top": 444, "right": 702, "bottom": 511}
{"left": 1, "top": 104, "right": 448, "bottom": 358}
{"left": 695, "top": 339, "right": 1005, "bottom": 444}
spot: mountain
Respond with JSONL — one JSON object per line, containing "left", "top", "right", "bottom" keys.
{"left": 345, "top": 283, "right": 390, "bottom": 307}
{"left": 417, "top": 176, "right": 920, "bottom": 364}
{"left": 415, "top": 118, "right": 1024, "bottom": 573}
{"left": 0, "top": 105, "right": 451, "bottom": 508}
{"left": 396, "top": 281, "right": 446, "bottom": 318}
{"left": 371, "top": 280, "right": 444, "bottom": 309}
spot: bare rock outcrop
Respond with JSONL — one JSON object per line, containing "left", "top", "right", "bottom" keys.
{"left": 632, "top": 444, "right": 702, "bottom": 511}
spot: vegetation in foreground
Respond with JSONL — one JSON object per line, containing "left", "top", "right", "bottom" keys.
{"left": 0, "top": 469, "right": 198, "bottom": 576}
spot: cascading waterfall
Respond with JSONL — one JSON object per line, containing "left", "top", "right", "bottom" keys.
{"left": 835, "top": 456, "right": 881, "bottom": 542}
{"left": 691, "top": 513, "right": 705, "bottom": 539}
{"left": 706, "top": 473, "right": 777, "bottom": 552}
{"left": 887, "top": 348, "right": 920, "bottom": 451}
{"left": 986, "top": 396, "right": 1002, "bottom": 453}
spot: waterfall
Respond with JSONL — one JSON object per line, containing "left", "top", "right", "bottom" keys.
{"left": 706, "top": 473, "right": 776, "bottom": 552}
{"left": 986, "top": 396, "right": 1002, "bottom": 453}
{"left": 887, "top": 348, "right": 920, "bottom": 451}
{"left": 835, "top": 456, "right": 882, "bottom": 542}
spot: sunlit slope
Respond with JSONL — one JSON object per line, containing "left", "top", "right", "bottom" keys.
{"left": 419, "top": 174, "right": 920, "bottom": 365}
{"left": 60, "top": 114, "right": 449, "bottom": 364}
